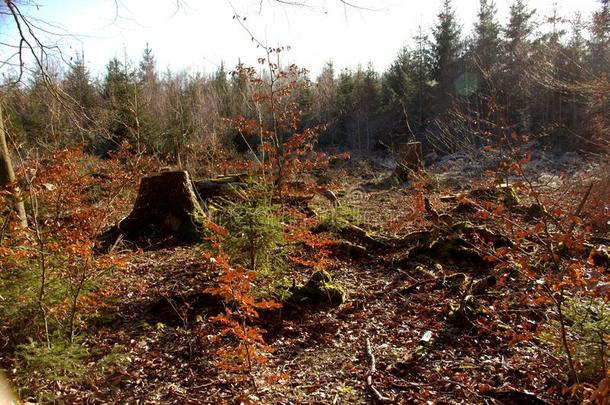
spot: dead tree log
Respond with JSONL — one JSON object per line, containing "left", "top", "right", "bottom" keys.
{"left": 193, "top": 176, "right": 248, "bottom": 200}
{"left": 193, "top": 176, "right": 340, "bottom": 208}
{"left": 118, "top": 170, "right": 204, "bottom": 241}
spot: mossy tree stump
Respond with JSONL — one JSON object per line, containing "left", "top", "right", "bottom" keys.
{"left": 288, "top": 270, "right": 346, "bottom": 306}
{"left": 118, "top": 170, "right": 204, "bottom": 241}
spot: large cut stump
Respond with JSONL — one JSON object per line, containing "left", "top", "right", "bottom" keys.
{"left": 118, "top": 170, "right": 204, "bottom": 241}
{"left": 394, "top": 142, "right": 424, "bottom": 182}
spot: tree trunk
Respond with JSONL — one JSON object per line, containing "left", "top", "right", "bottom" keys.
{"left": 0, "top": 101, "right": 27, "bottom": 228}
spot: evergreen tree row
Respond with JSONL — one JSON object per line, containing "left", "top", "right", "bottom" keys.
{"left": 2, "top": 0, "right": 609, "bottom": 164}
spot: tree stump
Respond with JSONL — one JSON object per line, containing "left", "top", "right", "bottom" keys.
{"left": 118, "top": 170, "right": 204, "bottom": 241}
{"left": 394, "top": 142, "right": 424, "bottom": 182}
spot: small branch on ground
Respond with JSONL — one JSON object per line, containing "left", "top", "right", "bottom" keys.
{"left": 568, "top": 181, "right": 594, "bottom": 235}
{"left": 365, "top": 337, "right": 392, "bottom": 403}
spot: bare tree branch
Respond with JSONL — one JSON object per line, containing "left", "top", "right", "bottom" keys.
{"left": 1, "top": 1, "right": 99, "bottom": 137}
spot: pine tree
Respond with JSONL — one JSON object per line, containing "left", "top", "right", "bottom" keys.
{"left": 17, "top": 67, "right": 65, "bottom": 146}
{"left": 567, "top": 13, "right": 587, "bottom": 66}
{"left": 589, "top": 0, "right": 610, "bottom": 74}
{"left": 294, "top": 72, "right": 314, "bottom": 124}
{"left": 138, "top": 43, "right": 157, "bottom": 85}
{"left": 335, "top": 69, "right": 355, "bottom": 145}
{"left": 62, "top": 52, "right": 98, "bottom": 144}
{"left": 562, "top": 13, "right": 588, "bottom": 133}
{"left": 504, "top": 0, "right": 536, "bottom": 61}
{"left": 18, "top": 69, "right": 52, "bottom": 145}
{"left": 536, "top": 3, "right": 567, "bottom": 133}
{"left": 431, "top": 0, "right": 462, "bottom": 111}
{"left": 213, "top": 62, "right": 232, "bottom": 117}
{"left": 382, "top": 48, "right": 415, "bottom": 110}
{"left": 460, "top": 0, "right": 502, "bottom": 141}
{"left": 162, "top": 70, "right": 191, "bottom": 166}
{"left": 586, "top": 0, "right": 610, "bottom": 149}
{"left": 381, "top": 47, "right": 418, "bottom": 137}
{"left": 101, "top": 57, "right": 136, "bottom": 152}
{"left": 315, "top": 62, "right": 336, "bottom": 119}
{"left": 473, "top": 0, "right": 501, "bottom": 72}
{"left": 230, "top": 59, "right": 249, "bottom": 117}
{"left": 540, "top": 2, "right": 567, "bottom": 46}
{"left": 64, "top": 53, "right": 97, "bottom": 111}
{"left": 502, "top": 0, "right": 536, "bottom": 132}
{"left": 352, "top": 64, "right": 380, "bottom": 151}
{"left": 414, "top": 26, "right": 434, "bottom": 127}
{"left": 136, "top": 44, "right": 162, "bottom": 153}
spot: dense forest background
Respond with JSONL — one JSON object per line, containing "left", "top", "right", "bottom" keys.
{"left": 2, "top": 0, "right": 609, "bottom": 167}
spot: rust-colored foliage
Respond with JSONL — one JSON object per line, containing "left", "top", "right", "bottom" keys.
{"left": 203, "top": 222, "right": 281, "bottom": 384}
{"left": 201, "top": 56, "right": 347, "bottom": 387}
{"left": 0, "top": 142, "right": 155, "bottom": 343}
{"left": 464, "top": 145, "right": 610, "bottom": 392}
{"left": 221, "top": 57, "right": 348, "bottom": 201}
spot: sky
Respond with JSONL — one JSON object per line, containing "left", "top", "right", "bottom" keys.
{"left": 0, "top": 0, "right": 602, "bottom": 79}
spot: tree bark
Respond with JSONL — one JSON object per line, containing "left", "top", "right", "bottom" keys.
{"left": 118, "top": 170, "right": 203, "bottom": 241}
{"left": 0, "top": 101, "right": 27, "bottom": 228}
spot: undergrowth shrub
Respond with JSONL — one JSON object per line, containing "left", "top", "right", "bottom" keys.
{"left": 200, "top": 53, "right": 346, "bottom": 388}
{"left": 16, "top": 336, "right": 89, "bottom": 383}
{"left": 202, "top": 222, "right": 282, "bottom": 388}
{"left": 542, "top": 295, "right": 610, "bottom": 383}
{"left": 219, "top": 186, "right": 285, "bottom": 275}
{"left": 317, "top": 204, "right": 361, "bottom": 234}
{"left": 0, "top": 143, "right": 150, "bottom": 395}
{"left": 14, "top": 336, "right": 126, "bottom": 402}
{"left": 211, "top": 53, "right": 345, "bottom": 284}
{"left": 0, "top": 148, "right": 129, "bottom": 346}
{"left": 466, "top": 140, "right": 610, "bottom": 394}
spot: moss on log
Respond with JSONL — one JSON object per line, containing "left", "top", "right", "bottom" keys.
{"left": 328, "top": 239, "right": 368, "bottom": 258}
{"left": 288, "top": 270, "right": 346, "bottom": 306}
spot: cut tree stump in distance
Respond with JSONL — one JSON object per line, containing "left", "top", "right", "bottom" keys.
{"left": 394, "top": 141, "right": 424, "bottom": 182}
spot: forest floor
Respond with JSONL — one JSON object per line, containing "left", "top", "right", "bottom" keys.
{"left": 9, "top": 153, "right": 608, "bottom": 404}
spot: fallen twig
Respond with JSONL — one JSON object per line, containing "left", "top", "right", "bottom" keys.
{"left": 400, "top": 278, "right": 438, "bottom": 294}
{"left": 365, "top": 337, "right": 392, "bottom": 403}
{"left": 400, "top": 273, "right": 469, "bottom": 295}
{"left": 568, "top": 181, "right": 594, "bottom": 235}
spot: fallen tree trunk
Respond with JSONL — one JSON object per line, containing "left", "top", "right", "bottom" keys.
{"left": 312, "top": 221, "right": 433, "bottom": 250}
{"left": 312, "top": 222, "right": 391, "bottom": 249}
{"left": 193, "top": 176, "right": 248, "bottom": 200}
{"left": 194, "top": 176, "right": 340, "bottom": 209}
